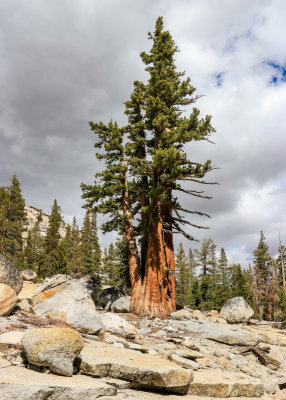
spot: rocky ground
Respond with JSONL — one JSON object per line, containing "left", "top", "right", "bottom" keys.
{"left": 1, "top": 259, "right": 286, "bottom": 399}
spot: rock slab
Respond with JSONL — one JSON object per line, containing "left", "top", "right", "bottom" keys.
{"left": 21, "top": 327, "right": 84, "bottom": 376}
{"left": 0, "top": 284, "right": 17, "bottom": 316}
{"left": 220, "top": 297, "right": 254, "bottom": 324}
{"left": 78, "top": 341, "right": 192, "bottom": 394}
{"left": 0, "top": 366, "right": 116, "bottom": 400}
{"left": 0, "top": 254, "right": 22, "bottom": 294}
{"left": 32, "top": 274, "right": 103, "bottom": 334}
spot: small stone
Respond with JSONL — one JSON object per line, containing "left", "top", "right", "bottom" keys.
{"left": 197, "top": 357, "right": 212, "bottom": 367}
{"left": 170, "top": 353, "right": 200, "bottom": 370}
{"left": 192, "top": 310, "right": 204, "bottom": 320}
{"left": 174, "top": 349, "right": 203, "bottom": 360}
{"left": 170, "top": 309, "right": 192, "bottom": 320}
{"left": 17, "top": 298, "right": 33, "bottom": 313}
{"left": 21, "top": 269, "right": 37, "bottom": 283}
{"left": 112, "top": 342, "right": 124, "bottom": 349}
{"left": 153, "top": 329, "right": 166, "bottom": 338}
{"left": 148, "top": 349, "right": 158, "bottom": 356}
{"left": 218, "top": 356, "right": 229, "bottom": 368}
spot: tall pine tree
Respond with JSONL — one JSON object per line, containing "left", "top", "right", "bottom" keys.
{"left": 82, "top": 17, "right": 215, "bottom": 318}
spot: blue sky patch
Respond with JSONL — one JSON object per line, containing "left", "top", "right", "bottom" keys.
{"left": 215, "top": 72, "right": 225, "bottom": 87}
{"left": 266, "top": 61, "right": 286, "bottom": 84}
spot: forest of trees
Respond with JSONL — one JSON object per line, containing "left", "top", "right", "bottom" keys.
{"left": 1, "top": 174, "right": 286, "bottom": 322}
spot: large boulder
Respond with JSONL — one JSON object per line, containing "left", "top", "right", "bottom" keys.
{"left": 0, "top": 283, "right": 17, "bottom": 316}
{"left": 97, "top": 286, "right": 126, "bottom": 310}
{"left": 111, "top": 296, "right": 131, "bottom": 313}
{"left": 0, "top": 254, "right": 22, "bottom": 294}
{"left": 220, "top": 297, "right": 254, "bottom": 324}
{"left": 32, "top": 275, "right": 103, "bottom": 334}
{"left": 21, "top": 269, "right": 37, "bottom": 283}
{"left": 21, "top": 328, "right": 84, "bottom": 376}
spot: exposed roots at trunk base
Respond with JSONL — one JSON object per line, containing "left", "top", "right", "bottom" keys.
{"left": 130, "top": 274, "right": 176, "bottom": 319}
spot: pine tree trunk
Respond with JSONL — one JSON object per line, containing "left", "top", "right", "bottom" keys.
{"left": 130, "top": 210, "right": 176, "bottom": 319}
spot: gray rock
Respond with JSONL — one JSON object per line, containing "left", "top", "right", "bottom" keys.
{"left": 173, "top": 320, "right": 260, "bottom": 346}
{"left": 220, "top": 297, "right": 254, "bottom": 323}
{"left": 21, "top": 269, "right": 37, "bottom": 283}
{"left": 21, "top": 328, "right": 84, "bottom": 376}
{"left": 97, "top": 286, "right": 126, "bottom": 310}
{"left": 170, "top": 309, "right": 192, "bottom": 320}
{"left": 110, "top": 296, "right": 130, "bottom": 313}
{"left": 101, "top": 312, "right": 136, "bottom": 338}
{"left": 78, "top": 341, "right": 192, "bottom": 394}
{"left": 0, "top": 366, "right": 117, "bottom": 399}
{"left": 0, "top": 254, "right": 22, "bottom": 294}
{"left": 32, "top": 275, "right": 103, "bottom": 334}
{"left": 17, "top": 298, "right": 33, "bottom": 313}
{"left": 169, "top": 353, "right": 200, "bottom": 370}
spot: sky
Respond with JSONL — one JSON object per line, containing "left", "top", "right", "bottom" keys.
{"left": 0, "top": 0, "right": 286, "bottom": 266}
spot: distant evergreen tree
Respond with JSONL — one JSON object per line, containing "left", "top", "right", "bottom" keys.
{"left": 90, "top": 211, "right": 101, "bottom": 280}
{"left": 114, "top": 237, "right": 130, "bottom": 289}
{"left": 188, "top": 248, "right": 197, "bottom": 281}
{"left": 253, "top": 231, "right": 271, "bottom": 319}
{"left": 0, "top": 175, "right": 27, "bottom": 266}
{"left": 216, "top": 248, "right": 231, "bottom": 307}
{"left": 80, "top": 210, "right": 94, "bottom": 275}
{"left": 175, "top": 243, "right": 194, "bottom": 307}
{"left": 102, "top": 243, "right": 118, "bottom": 286}
{"left": 69, "top": 217, "right": 82, "bottom": 274}
{"left": 40, "top": 199, "right": 64, "bottom": 277}
{"left": 195, "top": 239, "right": 217, "bottom": 310}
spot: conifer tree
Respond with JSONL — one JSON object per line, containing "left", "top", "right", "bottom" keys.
{"left": 253, "top": 231, "right": 271, "bottom": 319}
{"left": 69, "top": 217, "right": 82, "bottom": 275}
{"left": 0, "top": 175, "right": 27, "bottom": 266}
{"left": 80, "top": 210, "right": 94, "bottom": 275}
{"left": 90, "top": 211, "right": 101, "bottom": 280}
{"left": 114, "top": 236, "right": 130, "bottom": 289}
{"left": 40, "top": 199, "right": 64, "bottom": 277}
{"left": 102, "top": 244, "right": 118, "bottom": 287}
{"left": 216, "top": 248, "right": 231, "bottom": 306}
{"left": 175, "top": 243, "right": 194, "bottom": 307}
{"left": 82, "top": 17, "right": 215, "bottom": 318}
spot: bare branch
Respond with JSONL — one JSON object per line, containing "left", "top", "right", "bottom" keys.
{"left": 173, "top": 217, "right": 209, "bottom": 230}
{"left": 172, "top": 221, "right": 199, "bottom": 242}
{"left": 181, "top": 178, "right": 219, "bottom": 185}
{"left": 174, "top": 205, "right": 211, "bottom": 218}
{"left": 174, "top": 187, "right": 212, "bottom": 199}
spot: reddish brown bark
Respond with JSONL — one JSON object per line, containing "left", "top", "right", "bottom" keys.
{"left": 130, "top": 202, "right": 176, "bottom": 319}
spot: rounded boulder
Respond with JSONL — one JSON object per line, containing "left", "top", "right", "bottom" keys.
{"left": 0, "top": 283, "right": 17, "bottom": 316}
{"left": 21, "top": 327, "right": 84, "bottom": 376}
{"left": 219, "top": 297, "right": 254, "bottom": 324}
